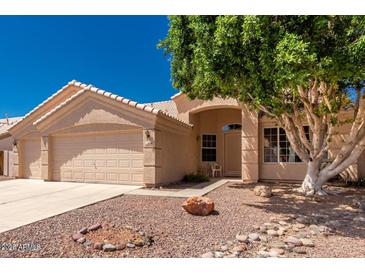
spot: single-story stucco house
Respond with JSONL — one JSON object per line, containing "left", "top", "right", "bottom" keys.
{"left": 0, "top": 80, "right": 364, "bottom": 186}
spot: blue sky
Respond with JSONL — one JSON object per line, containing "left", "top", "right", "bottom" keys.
{"left": 0, "top": 16, "right": 175, "bottom": 118}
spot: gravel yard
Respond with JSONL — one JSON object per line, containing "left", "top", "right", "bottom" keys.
{"left": 0, "top": 181, "right": 364, "bottom": 258}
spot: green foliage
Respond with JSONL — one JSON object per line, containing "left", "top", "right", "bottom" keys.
{"left": 158, "top": 16, "right": 365, "bottom": 116}
{"left": 183, "top": 173, "right": 209, "bottom": 183}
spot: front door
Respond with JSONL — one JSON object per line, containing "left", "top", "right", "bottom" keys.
{"left": 224, "top": 132, "right": 241, "bottom": 176}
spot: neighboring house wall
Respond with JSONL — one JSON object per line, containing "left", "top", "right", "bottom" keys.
{"left": 3, "top": 150, "right": 14, "bottom": 177}
{"left": 0, "top": 135, "right": 17, "bottom": 177}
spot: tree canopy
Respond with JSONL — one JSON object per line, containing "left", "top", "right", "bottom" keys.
{"left": 159, "top": 16, "right": 365, "bottom": 195}
{"left": 159, "top": 16, "right": 365, "bottom": 113}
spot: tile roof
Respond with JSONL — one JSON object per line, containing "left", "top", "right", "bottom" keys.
{"left": 145, "top": 100, "right": 178, "bottom": 117}
{"left": 33, "top": 81, "right": 193, "bottom": 128}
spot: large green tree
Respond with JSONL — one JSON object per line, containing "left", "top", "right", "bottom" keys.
{"left": 159, "top": 16, "right": 365, "bottom": 195}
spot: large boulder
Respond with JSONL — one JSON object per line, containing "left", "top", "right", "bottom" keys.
{"left": 182, "top": 196, "right": 214, "bottom": 216}
{"left": 253, "top": 185, "right": 272, "bottom": 197}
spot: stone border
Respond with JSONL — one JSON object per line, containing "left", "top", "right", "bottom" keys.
{"left": 71, "top": 223, "right": 153, "bottom": 252}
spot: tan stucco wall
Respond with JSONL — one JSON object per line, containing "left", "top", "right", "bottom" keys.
{"left": 172, "top": 93, "right": 241, "bottom": 124}
{"left": 157, "top": 127, "right": 196, "bottom": 185}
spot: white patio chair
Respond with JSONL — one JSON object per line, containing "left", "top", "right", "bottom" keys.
{"left": 211, "top": 162, "right": 222, "bottom": 178}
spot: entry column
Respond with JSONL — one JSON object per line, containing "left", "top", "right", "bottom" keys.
{"left": 143, "top": 128, "right": 162, "bottom": 187}
{"left": 41, "top": 136, "right": 52, "bottom": 181}
{"left": 241, "top": 105, "right": 259, "bottom": 182}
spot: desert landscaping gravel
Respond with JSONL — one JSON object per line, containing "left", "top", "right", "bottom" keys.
{"left": 0, "top": 181, "right": 364, "bottom": 258}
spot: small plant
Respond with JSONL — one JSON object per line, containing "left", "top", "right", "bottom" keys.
{"left": 183, "top": 173, "right": 209, "bottom": 183}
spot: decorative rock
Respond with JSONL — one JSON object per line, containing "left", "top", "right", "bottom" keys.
{"left": 236, "top": 234, "right": 248, "bottom": 242}
{"left": 223, "top": 254, "right": 237, "bottom": 258}
{"left": 214, "top": 251, "right": 224, "bottom": 258}
{"left": 102, "top": 243, "right": 116, "bottom": 252}
{"left": 286, "top": 242, "right": 296, "bottom": 250}
{"left": 88, "top": 223, "right": 102, "bottom": 231}
{"left": 79, "top": 227, "right": 88, "bottom": 234}
{"left": 257, "top": 250, "right": 270, "bottom": 258}
{"left": 296, "top": 217, "right": 312, "bottom": 224}
{"left": 232, "top": 245, "right": 246, "bottom": 253}
{"left": 277, "top": 229, "right": 285, "bottom": 236}
{"left": 248, "top": 233, "right": 260, "bottom": 241}
{"left": 134, "top": 238, "right": 145, "bottom": 247}
{"left": 293, "top": 223, "right": 306, "bottom": 230}
{"left": 267, "top": 229, "right": 279, "bottom": 237}
{"left": 263, "top": 222, "right": 275, "bottom": 229}
{"left": 279, "top": 221, "right": 288, "bottom": 226}
{"left": 294, "top": 231, "right": 309, "bottom": 239}
{"left": 270, "top": 241, "right": 286, "bottom": 249}
{"left": 325, "top": 220, "right": 341, "bottom": 227}
{"left": 285, "top": 236, "right": 303, "bottom": 247}
{"left": 115, "top": 243, "right": 127, "bottom": 250}
{"left": 309, "top": 224, "right": 319, "bottom": 230}
{"left": 201, "top": 252, "right": 214, "bottom": 258}
{"left": 84, "top": 240, "right": 93, "bottom": 247}
{"left": 77, "top": 237, "right": 86, "bottom": 244}
{"left": 126, "top": 243, "right": 135, "bottom": 248}
{"left": 181, "top": 196, "right": 215, "bottom": 216}
{"left": 254, "top": 185, "right": 272, "bottom": 197}
{"left": 72, "top": 233, "right": 84, "bottom": 241}
{"left": 301, "top": 238, "right": 315, "bottom": 247}
{"left": 220, "top": 245, "right": 228, "bottom": 252}
{"left": 269, "top": 248, "right": 285, "bottom": 257}
{"left": 259, "top": 235, "right": 268, "bottom": 242}
{"left": 259, "top": 226, "right": 267, "bottom": 233}
{"left": 93, "top": 242, "right": 103, "bottom": 250}
{"left": 101, "top": 222, "right": 110, "bottom": 229}
{"left": 293, "top": 247, "right": 307, "bottom": 254}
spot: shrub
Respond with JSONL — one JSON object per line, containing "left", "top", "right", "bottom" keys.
{"left": 183, "top": 173, "right": 209, "bottom": 183}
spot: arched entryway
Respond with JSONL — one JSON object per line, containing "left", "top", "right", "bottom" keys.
{"left": 189, "top": 107, "right": 242, "bottom": 177}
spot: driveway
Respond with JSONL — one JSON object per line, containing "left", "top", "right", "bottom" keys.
{"left": 0, "top": 179, "right": 142, "bottom": 233}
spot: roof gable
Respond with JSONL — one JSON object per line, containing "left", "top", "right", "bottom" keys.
{"left": 33, "top": 81, "right": 192, "bottom": 129}
{"left": 8, "top": 80, "right": 83, "bottom": 134}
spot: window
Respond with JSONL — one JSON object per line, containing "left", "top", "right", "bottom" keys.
{"left": 263, "top": 128, "right": 278, "bottom": 162}
{"left": 263, "top": 127, "right": 309, "bottom": 163}
{"left": 202, "top": 134, "right": 216, "bottom": 162}
{"left": 222, "top": 124, "right": 242, "bottom": 132}
{"left": 279, "top": 128, "right": 302, "bottom": 162}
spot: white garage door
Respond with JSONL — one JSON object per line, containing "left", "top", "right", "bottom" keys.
{"left": 52, "top": 131, "right": 144, "bottom": 185}
{"left": 23, "top": 139, "right": 41, "bottom": 179}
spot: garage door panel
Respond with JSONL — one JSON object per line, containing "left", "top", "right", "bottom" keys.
{"left": 53, "top": 131, "right": 143, "bottom": 184}
{"left": 23, "top": 139, "right": 41, "bottom": 179}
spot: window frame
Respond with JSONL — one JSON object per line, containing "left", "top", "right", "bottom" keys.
{"left": 201, "top": 134, "right": 217, "bottom": 162}
{"left": 262, "top": 126, "right": 308, "bottom": 164}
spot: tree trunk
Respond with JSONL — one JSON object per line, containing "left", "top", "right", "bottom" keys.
{"left": 299, "top": 160, "right": 328, "bottom": 195}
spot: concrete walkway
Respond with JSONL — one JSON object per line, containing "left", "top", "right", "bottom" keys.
{"left": 125, "top": 178, "right": 238, "bottom": 198}
{"left": 0, "top": 179, "right": 142, "bottom": 233}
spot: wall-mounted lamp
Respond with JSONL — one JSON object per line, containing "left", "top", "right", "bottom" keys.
{"left": 145, "top": 129, "right": 153, "bottom": 145}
